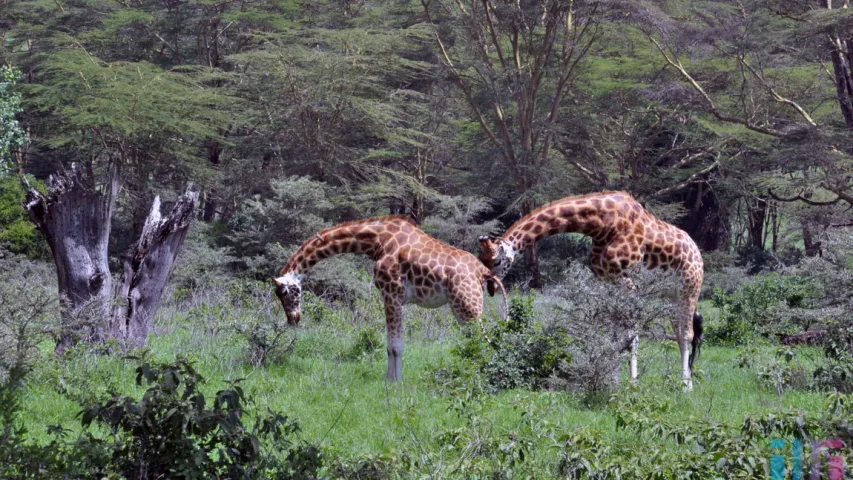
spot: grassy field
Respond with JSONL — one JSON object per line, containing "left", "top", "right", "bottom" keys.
{"left": 17, "top": 294, "right": 832, "bottom": 474}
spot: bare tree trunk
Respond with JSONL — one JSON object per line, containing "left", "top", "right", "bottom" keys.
{"left": 23, "top": 164, "right": 118, "bottom": 354}
{"left": 202, "top": 139, "right": 221, "bottom": 221}
{"left": 111, "top": 188, "right": 198, "bottom": 348}
{"left": 803, "top": 223, "right": 822, "bottom": 257}
{"left": 746, "top": 196, "right": 768, "bottom": 250}
{"left": 25, "top": 165, "right": 198, "bottom": 352}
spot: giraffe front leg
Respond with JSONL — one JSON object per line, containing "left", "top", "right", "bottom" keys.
{"left": 384, "top": 300, "right": 404, "bottom": 382}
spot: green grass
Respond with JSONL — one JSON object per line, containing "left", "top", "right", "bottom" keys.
{"left": 18, "top": 304, "right": 830, "bottom": 470}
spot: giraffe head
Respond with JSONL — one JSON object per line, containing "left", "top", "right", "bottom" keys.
{"left": 478, "top": 235, "right": 515, "bottom": 278}
{"left": 273, "top": 273, "right": 304, "bottom": 326}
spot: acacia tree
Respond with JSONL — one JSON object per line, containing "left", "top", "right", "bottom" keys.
{"left": 421, "top": 0, "right": 606, "bottom": 286}
{"left": 627, "top": 1, "right": 852, "bottom": 255}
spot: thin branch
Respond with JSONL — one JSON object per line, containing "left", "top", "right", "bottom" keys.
{"left": 647, "top": 34, "right": 786, "bottom": 137}
{"left": 767, "top": 188, "right": 841, "bottom": 206}
{"left": 738, "top": 55, "right": 817, "bottom": 126}
{"left": 421, "top": 1, "right": 503, "bottom": 152}
{"left": 647, "top": 159, "right": 721, "bottom": 199}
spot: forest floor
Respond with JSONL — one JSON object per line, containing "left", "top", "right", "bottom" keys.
{"left": 19, "top": 297, "right": 830, "bottom": 473}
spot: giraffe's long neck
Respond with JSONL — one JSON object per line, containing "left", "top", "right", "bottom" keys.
{"left": 502, "top": 198, "right": 612, "bottom": 256}
{"left": 280, "top": 223, "right": 388, "bottom": 276}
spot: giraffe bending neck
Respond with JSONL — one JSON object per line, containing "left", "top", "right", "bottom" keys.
{"left": 280, "top": 215, "right": 415, "bottom": 276}
{"left": 480, "top": 191, "right": 705, "bottom": 391}
{"left": 275, "top": 215, "right": 505, "bottom": 382}
{"left": 482, "top": 192, "right": 629, "bottom": 277}
{"left": 275, "top": 215, "right": 415, "bottom": 325}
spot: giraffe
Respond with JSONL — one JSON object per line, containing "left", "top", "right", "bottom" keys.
{"left": 478, "top": 191, "right": 704, "bottom": 390}
{"left": 274, "top": 215, "right": 506, "bottom": 382}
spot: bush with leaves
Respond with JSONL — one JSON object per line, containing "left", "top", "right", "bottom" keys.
{"left": 343, "top": 325, "right": 383, "bottom": 361}
{"left": 421, "top": 195, "right": 502, "bottom": 251}
{"left": 230, "top": 176, "right": 375, "bottom": 302}
{"left": 813, "top": 319, "right": 853, "bottom": 394}
{"left": 556, "top": 391, "right": 853, "bottom": 479}
{"left": 0, "top": 176, "right": 48, "bottom": 259}
{"left": 707, "top": 273, "right": 816, "bottom": 346}
{"left": 0, "top": 254, "right": 56, "bottom": 378}
{"left": 0, "top": 65, "right": 26, "bottom": 172}
{"left": 78, "top": 357, "right": 318, "bottom": 479}
{"left": 435, "top": 294, "right": 573, "bottom": 394}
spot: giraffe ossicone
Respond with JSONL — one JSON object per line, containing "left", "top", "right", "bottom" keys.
{"left": 275, "top": 215, "right": 507, "bottom": 382}
{"left": 479, "top": 191, "right": 704, "bottom": 391}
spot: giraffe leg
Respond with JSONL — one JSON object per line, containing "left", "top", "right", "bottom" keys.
{"left": 629, "top": 332, "right": 639, "bottom": 383}
{"left": 671, "top": 302, "right": 695, "bottom": 391}
{"left": 384, "top": 299, "right": 404, "bottom": 382}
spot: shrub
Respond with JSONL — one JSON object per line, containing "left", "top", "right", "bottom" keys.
{"left": 0, "top": 255, "right": 56, "bottom": 376}
{"left": 546, "top": 264, "right": 676, "bottom": 397}
{"left": 812, "top": 320, "right": 853, "bottom": 393}
{"left": 78, "top": 357, "right": 319, "bottom": 479}
{"left": 707, "top": 273, "right": 815, "bottom": 346}
{"left": 170, "top": 221, "right": 236, "bottom": 291}
{"left": 343, "top": 326, "right": 383, "bottom": 361}
{"left": 556, "top": 391, "right": 853, "bottom": 479}
{"left": 436, "top": 294, "right": 573, "bottom": 394}
{"left": 0, "top": 176, "right": 48, "bottom": 259}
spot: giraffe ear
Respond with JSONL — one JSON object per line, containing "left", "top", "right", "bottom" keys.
{"left": 271, "top": 277, "right": 282, "bottom": 286}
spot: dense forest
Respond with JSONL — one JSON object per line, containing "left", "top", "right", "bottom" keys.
{"left": 2, "top": 0, "right": 851, "bottom": 275}
{"left": 1, "top": 0, "right": 853, "bottom": 478}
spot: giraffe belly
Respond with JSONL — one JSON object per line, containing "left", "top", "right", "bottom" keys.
{"left": 403, "top": 281, "right": 448, "bottom": 308}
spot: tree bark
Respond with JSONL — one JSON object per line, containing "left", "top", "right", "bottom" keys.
{"left": 746, "top": 196, "right": 768, "bottom": 250}
{"left": 111, "top": 188, "right": 198, "bottom": 348}
{"left": 24, "top": 165, "right": 197, "bottom": 352}
{"left": 23, "top": 164, "right": 118, "bottom": 354}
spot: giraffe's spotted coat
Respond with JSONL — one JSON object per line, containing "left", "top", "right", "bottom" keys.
{"left": 275, "top": 215, "right": 500, "bottom": 382}
{"left": 479, "top": 191, "right": 704, "bottom": 390}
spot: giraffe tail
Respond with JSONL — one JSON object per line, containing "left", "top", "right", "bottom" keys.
{"left": 488, "top": 274, "right": 509, "bottom": 320}
{"left": 689, "top": 310, "right": 704, "bottom": 371}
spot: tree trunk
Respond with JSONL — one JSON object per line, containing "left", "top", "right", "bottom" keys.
{"left": 202, "top": 139, "right": 221, "bottom": 221}
{"left": 23, "top": 164, "right": 118, "bottom": 354}
{"left": 829, "top": 36, "right": 853, "bottom": 129}
{"left": 24, "top": 165, "right": 198, "bottom": 352}
{"left": 803, "top": 223, "right": 822, "bottom": 257}
{"left": 111, "top": 188, "right": 198, "bottom": 348}
{"left": 746, "top": 196, "right": 768, "bottom": 250}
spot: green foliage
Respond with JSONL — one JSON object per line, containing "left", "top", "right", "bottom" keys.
{"left": 78, "top": 357, "right": 315, "bottom": 479}
{"left": 708, "top": 274, "right": 815, "bottom": 346}
{"left": 0, "top": 66, "right": 26, "bottom": 172}
{"left": 813, "top": 319, "right": 853, "bottom": 393}
{"left": 436, "top": 295, "right": 573, "bottom": 394}
{"left": 555, "top": 390, "right": 853, "bottom": 479}
{"left": 343, "top": 326, "right": 383, "bottom": 361}
{"left": 0, "top": 175, "right": 47, "bottom": 258}
{"left": 0, "top": 353, "right": 322, "bottom": 479}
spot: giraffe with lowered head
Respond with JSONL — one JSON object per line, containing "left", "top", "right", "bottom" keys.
{"left": 478, "top": 191, "right": 704, "bottom": 390}
{"left": 274, "top": 215, "right": 506, "bottom": 382}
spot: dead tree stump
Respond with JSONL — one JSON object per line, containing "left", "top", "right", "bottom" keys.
{"left": 24, "top": 164, "right": 197, "bottom": 352}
